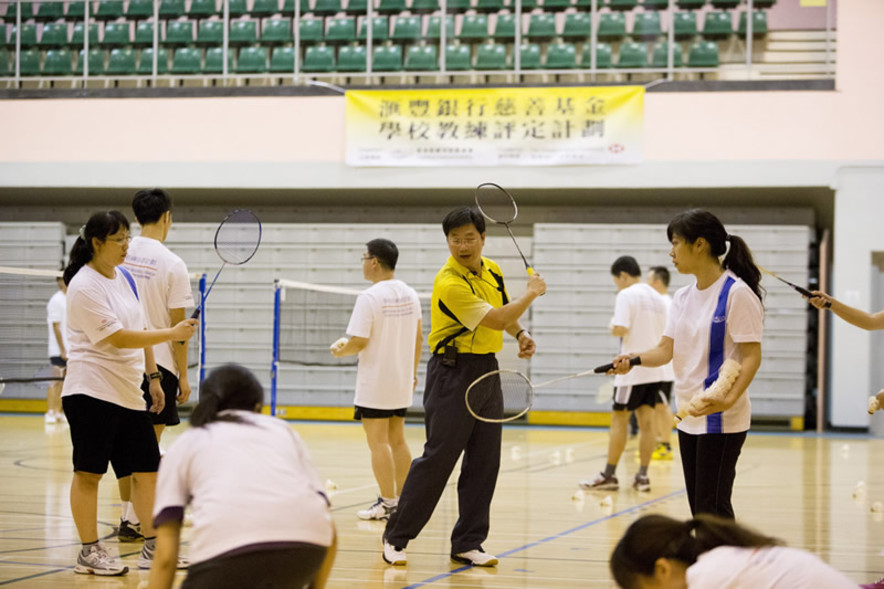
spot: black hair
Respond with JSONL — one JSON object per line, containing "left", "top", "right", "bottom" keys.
{"left": 132, "top": 188, "right": 172, "bottom": 226}
{"left": 610, "top": 514, "right": 781, "bottom": 589}
{"left": 190, "top": 363, "right": 264, "bottom": 427}
{"left": 611, "top": 255, "right": 641, "bottom": 278}
{"left": 442, "top": 207, "right": 486, "bottom": 236}
{"left": 366, "top": 238, "right": 399, "bottom": 271}
{"left": 63, "top": 211, "right": 130, "bottom": 286}
{"left": 649, "top": 266, "right": 670, "bottom": 288}
{"left": 666, "top": 209, "right": 763, "bottom": 301}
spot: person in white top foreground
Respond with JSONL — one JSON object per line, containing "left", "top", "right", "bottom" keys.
{"left": 45, "top": 275, "right": 68, "bottom": 424}
{"left": 61, "top": 211, "right": 197, "bottom": 576}
{"left": 609, "top": 513, "right": 858, "bottom": 589}
{"left": 609, "top": 209, "right": 763, "bottom": 518}
{"left": 331, "top": 238, "right": 422, "bottom": 521}
{"left": 646, "top": 265, "right": 676, "bottom": 460}
{"left": 148, "top": 363, "right": 336, "bottom": 589}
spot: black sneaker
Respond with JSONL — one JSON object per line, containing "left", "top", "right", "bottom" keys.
{"left": 117, "top": 519, "right": 143, "bottom": 543}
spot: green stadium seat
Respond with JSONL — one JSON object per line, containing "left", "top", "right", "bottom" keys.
{"left": 357, "top": 16, "right": 389, "bottom": 42}
{"left": 10, "top": 24, "right": 38, "bottom": 48}
{"left": 189, "top": 0, "right": 220, "bottom": 18}
{"left": 227, "top": 0, "right": 248, "bottom": 16}
{"left": 344, "top": 0, "right": 367, "bottom": 15}
{"left": 632, "top": 11, "right": 661, "bottom": 40}
{"left": 106, "top": 46, "right": 136, "bottom": 73}
{"left": 40, "top": 22, "right": 69, "bottom": 47}
{"left": 94, "top": 0, "right": 124, "bottom": 21}
{"left": 101, "top": 22, "right": 131, "bottom": 47}
{"left": 586, "top": 42, "right": 613, "bottom": 68}
{"left": 251, "top": 0, "right": 281, "bottom": 17}
{"left": 687, "top": 39, "right": 717, "bottom": 67}
{"left": 492, "top": 13, "right": 516, "bottom": 41}
{"left": 324, "top": 16, "right": 355, "bottom": 44}
{"left": 444, "top": 0, "right": 472, "bottom": 13}
{"left": 541, "top": 0, "right": 570, "bottom": 12}
{"left": 458, "top": 14, "right": 488, "bottom": 43}
{"left": 133, "top": 21, "right": 156, "bottom": 46}
{"left": 474, "top": 41, "right": 507, "bottom": 69}
{"left": 195, "top": 20, "right": 223, "bottom": 45}
{"left": 261, "top": 18, "right": 293, "bottom": 44}
{"left": 18, "top": 48, "right": 42, "bottom": 75}
{"left": 2, "top": 2, "right": 34, "bottom": 22}
{"left": 302, "top": 44, "right": 335, "bottom": 71}
{"left": 650, "top": 40, "right": 682, "bottom": 67}
{"left": 138, "top": 46, "right": 170, "bottom": 73}
{"left": 425, "top": 15, "right": 454, "bottom": 40}
{"left": 673, "top": 11, "right": 697, "bottom": 40}
{"left": 202, "top": 46, "right": 232, "bottom": 71}
{"left": 42, "top": 48, "right": 73, "bottom": 75}
{"left": 372, "top": 43, "right": 401, "bottom": 70}
{"left": 69, "top": 23, "right": 99, "bottom": 47}
{"left": 236, "top": 45, "right": 267, "bottom": 72}
{"left": 158, "top": 0, "right": 187, "bottom": 19}
{"left": 596, "top": 12, "right": 626, "bottom": 41}
{"left": 164, "top": 20, "right": 194, "bottom": 46}
{"left": 526, "top": 13, "right": 555, "bottom": 41}
{"left": 702, "top": 10, "right": 732, "bottom": 40}
{"left": 313, "top": 0, "right": 342, "bottom": 16}
{"left": 475, "top": 0, "right": 506, "bottom": 13}
{"left": 738, "top": 10, "right": 767, "bottom": 37}
{"left": 337, "top": 43, "right": 366, "bottom": 71}
{"left": 298, "top": 18, "right": 323, "bottom": 44}
{"left": 66, "top": 1, "right": 86, "bottom": 20}
{"left": 444, "top": 43, "right": 470, "bottom": 70}
{"left": 561, "top": 12, "right": 590, "bottom": 41}
{"left": 709, "top": 0, "right": 738, "bottom": 8}
{"left": 607, "top": 0, "right": 637, "bottom": 10}
{"left": 377, "top": 0, "right": 406, "bottom": 14}
{"left": 0, "top": 49, "right": 10, "bottom": 76}
{"left": 676, "top": 0, "right": 705, "bottom": 8}
{"left": 616, "top": 40, "right": 646, "bottom": 68}
{"left": 411, "top": 0, "right": 439, "bottom": 13}
{"left": 391, "top": 15, "right": 421, "bottom": 44}
{"left": 518, "top": 42, "right": 540, "bottom": 69}
{"left": 753, "top": 0, "right": 776, "bottom": 7}
{"left": 514, "top": 0, "right": 538, "bottom": 10}
{"left": 404, "top": 43, "right": 436, "bottom": 70}
{"left": 74, "top": 48, "right": 106, "bottom": 74}
{"left": 641, "top": 0, "right": 670, "bottom": 10}
{"left": 125, "top": 0, "right": 155, "bottom": 20}
{"left": 268, "top": 44, "right": 294, "bottom": 71}
{"left": 228, "top": 20, "right": 258, "bottom": 45}
{"left": 35, "top": 1, "right": 65, "bottom": 22}
{"left": 545, "top": 41, "right": 575, "bottom": 69}
{"left": 281, "top": 0, "right": 311, "bottom": 14}
{"left": 171, "top": 46, "right": 201, "bottom": 73}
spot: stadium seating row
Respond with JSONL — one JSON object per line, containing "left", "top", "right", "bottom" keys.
{"left": 0, "top": 10, "right": 767, "bottom": 49}
{"left": 0, "top": 38, "right": 718, "bottom": 75}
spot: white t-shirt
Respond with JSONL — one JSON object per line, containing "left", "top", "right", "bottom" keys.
{"left": 612, "top": 283, "right": 670, "bottom": 386}
{"left": 346, "top": 279, "right": 422, "bottom": 410}
{"left": 687, "top": 546, "right": 857, "bottom": 589}
{"left": 660, "top": 293, "right": 675, "bottom": 383}
{"left": 153, "top": 411, "right": 334, "bottom": 564}
{"left": 123, "top": 236, "right": 194, "bottom": 375}
{"left": 46, "top": 289, "right": 68, "bottom": 357}
{"left": 664, "top": 271, "right": 764, "bottom": 435}
{"left": 62, "top": 265, "right": 148, "bottom": 411}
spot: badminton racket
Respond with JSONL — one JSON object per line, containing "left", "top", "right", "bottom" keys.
{"left": 758, "top": 265, "right": 830, "bottom": 308}
{"left": 465, "top": 357, "right": 642, "bottom": 423}
{"left": 475, "top": 182, "right": 534, "bottom": 276}
{"left": 191, "top": 209, "right": 262, "bottom": 320}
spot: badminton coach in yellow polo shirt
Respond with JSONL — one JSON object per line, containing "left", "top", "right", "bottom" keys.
{"left": 382, "top": 206, "right": 546, "bottom": 568}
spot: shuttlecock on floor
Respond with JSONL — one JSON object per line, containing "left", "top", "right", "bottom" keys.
{"left": 325, "top": 479, "right": 339, "bottom": 492}
{"left": 871, "top": 501, "right": 883, "bottom": 513}
{"left": 565, "top": 448, "right": 575, "bottom": 463}
{"left": 571, "top": 489, "right": 584, "bottom": 502}
{"left": 510, "top": 446, "right": 522, "bottom": 460}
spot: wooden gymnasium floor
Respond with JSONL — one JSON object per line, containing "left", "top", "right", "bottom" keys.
{"left": 1, "top": 414, "right": 883, "bottom": 588}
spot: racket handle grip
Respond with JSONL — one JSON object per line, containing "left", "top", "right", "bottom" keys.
{"left": 191, "top": 308, "right": 201, "bottom": 320}
{"left": 593, "top": 356, "right": 641, "bottom": 374}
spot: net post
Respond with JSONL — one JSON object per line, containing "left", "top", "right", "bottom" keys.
{"left": 199, "top": 273, "right": 207, "bottom": 384}
{"left": 271, "top": 279, "right": 283, "bottom": 417}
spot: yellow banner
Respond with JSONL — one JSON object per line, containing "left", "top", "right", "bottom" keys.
{"left": 345, "top": 86, "right": 644, "bottom": 167}
{"left": 800, "top": 0, "right": 826, "bottom": 6}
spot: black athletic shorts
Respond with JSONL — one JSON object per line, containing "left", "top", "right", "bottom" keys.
{"left": 658, "top": 381, "right": 673, "bottom": 404}
{"left": 354, "top": 406, "right": 408, "bottom": 420}
{"left": 182, "top": 542, "right": 328, "bottom": 589}
{"left": 62, "top": 394, "right": 160, "bottom": 478}
{"left": 50, "top": 356, "right": 67, "bottom": 368}
{"left": 141, "top": 365, "right": 181, "bottom": 427}
{"left": 613, "top": 382, "right": 662, "bottom": 412}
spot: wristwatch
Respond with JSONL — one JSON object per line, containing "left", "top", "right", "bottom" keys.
{"left": 148, "top": 371, "right": 163, "bottom": 382}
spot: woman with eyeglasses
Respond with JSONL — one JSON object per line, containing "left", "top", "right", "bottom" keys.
{"left": 61, "top": 210, "right": 198, "bottom": 577}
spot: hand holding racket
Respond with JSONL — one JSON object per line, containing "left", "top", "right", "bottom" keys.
{"left": 758, "top": 265, "right": 831, "bottom": 308}
{"left": 475, "top": 183, "right": 535, "bottom": 276}
{"left": 594, "top": 355, "right": 642, "bottom": 375}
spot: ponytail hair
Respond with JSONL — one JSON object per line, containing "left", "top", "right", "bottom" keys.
{"left": 63, "top": 211, "right": 130, "bottom": 286}
{"left": 610, "top": 514, "right": 781, "bottom": 589}
{"left": 666, "top": 209, "right": 763, "bottom": 301}
{"left": 190, "top": 363, "right": 264, "bottom": 428}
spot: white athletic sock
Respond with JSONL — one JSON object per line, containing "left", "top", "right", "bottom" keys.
{"left": 382, "top": 496, "right": 397, "bottom": 507}
{"left": 122, "top": 501, "right": 140, "bottom": 525}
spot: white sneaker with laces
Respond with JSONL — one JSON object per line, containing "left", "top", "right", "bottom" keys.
{"left": 137, "top": 538, "right": 190, "bottom": 570}
{"left": 75, "top": 543, "right": 128, "bottom": 576}
{"left": 358, "top": 497, "right": 396, "bottom": 520}
{"left": 579, "top": 472, "right": 619, "bottom": 491}
{"left": 383, "top": 540, "right": 407, "bottom": 566}
{"left": 451, "top": 549, "right": 498, "bottom": 567}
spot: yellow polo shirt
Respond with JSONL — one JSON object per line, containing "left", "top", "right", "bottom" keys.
{"left": 429, "top": 256, "right": 510, "bottom": 355}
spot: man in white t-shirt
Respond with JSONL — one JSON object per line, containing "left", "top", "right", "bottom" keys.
{"left": 331, "top": 238, "right": 422, "bottom": 521}
{"left": 647, "top": 265, "right": 676, "bottom": 460}
{"left": 117, "top": 188, "right": 194, "bottom": 542}
{"left": 46, "top": 276, "right": 68, "bottom": 425}
{"left": 580, "top": 256, "right": 669, "bottom": 493}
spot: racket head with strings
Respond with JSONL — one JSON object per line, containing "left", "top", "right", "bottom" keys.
{"left": 475, "top": 182, "right": 518, "bottom": 225}
{"left": 215, "top": 209, "right": 263, "bottom": 265}
{"left": 465, "top": 368, "right": 534, "bottom": 423}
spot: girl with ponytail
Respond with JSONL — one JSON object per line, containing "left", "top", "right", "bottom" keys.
{"left": 149, "top": 364, "right": 337, "bottom": 589}
{"left": 610, "top": 513, "right": 856, "bottom": 588}
{"left": 608, "top": 209, "right": 764, "bottom": 518}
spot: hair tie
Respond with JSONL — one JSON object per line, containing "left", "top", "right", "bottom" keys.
{"left": 78, "top": 225, "right": 86, "bottom": 240}
{"left": 725, "top": 234, "right": 732, "bottom": 242}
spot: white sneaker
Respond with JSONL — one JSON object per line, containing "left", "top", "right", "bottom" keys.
{"left": 383, "top": 540, "right": 407, "bottom": 566}
{"left": 137, "top": 539, "right": 189, "bottom": 570}
{"left": 451, "top": 549, "right": 498, "bottom": 567}
{"left": 358, "top": 497, "right": 396, "bottom": 521}
{"left": 579, "top": 472, "right": 619, "bottom": 491}
{"left": 75, "top": 543, "right": 128, "bottom": 576}
{"left": 44, "top": 412, "right": 57, "bottom": 424}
